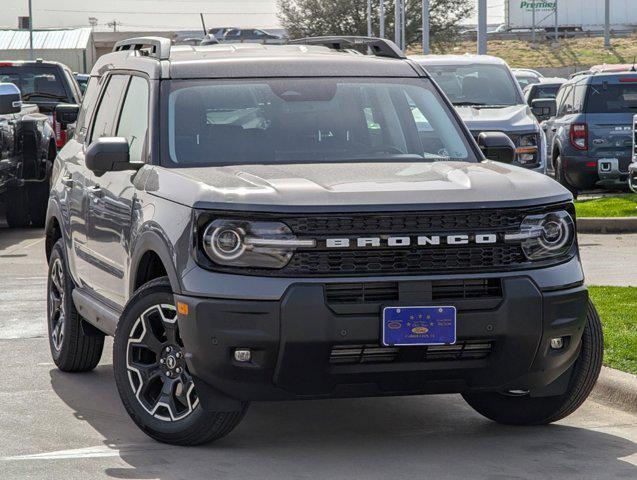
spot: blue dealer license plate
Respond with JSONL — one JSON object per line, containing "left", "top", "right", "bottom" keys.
{"left": 382, "top": 306, "right": 456, "bottom": 346}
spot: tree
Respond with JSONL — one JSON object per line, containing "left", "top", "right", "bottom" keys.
{"left": 277, "top": 0, "right": 473, "bottom": 49}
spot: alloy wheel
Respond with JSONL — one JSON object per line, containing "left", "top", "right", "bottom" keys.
{"left": 48, "top": 257, "right": 66, "bottom": 352}
{"left": 126, "top": 304, "right": 199, "bottom": 422}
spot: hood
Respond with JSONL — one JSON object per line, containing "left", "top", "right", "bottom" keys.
{"left": 455, "top": 104, "right": 537, "bottom": 133}
{"left": 141, "top": 161, "right": 571, "bottom": 212}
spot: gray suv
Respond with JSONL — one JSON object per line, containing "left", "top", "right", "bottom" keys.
{"left": 545, "top": 72, "right": 637, "bottom": 194}
{"left": 45, "top": 37, "right": 602, "bottom": 446}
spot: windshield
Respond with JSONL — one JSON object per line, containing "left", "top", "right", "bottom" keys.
{"left": 163, "top": 78, "right": 476, "bottom": 167}
{"left": 425, "top": 64, "right": 521, "bottom": 107}
{"left": 586, "top": 83, "right": 637, "bottom": 113}
{"left": 0, "top": 66, "right": 69, "bottom": 102}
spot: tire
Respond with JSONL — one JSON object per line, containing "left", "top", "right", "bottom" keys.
{"left": 27, "top": 180, "right": 50, "bottom": 228}
{"left": 5, "top": 187, "right": 30, "bottom": 228}
{"left": 463, "top": 299, "right": 603, "bottom": 425}
{"left": 47, "top": 239, "right": 104, "bottom": 371}
{"left": 113, "top": 277, "right": 248, "bottom": 446}
{"left": 555, "top": 155, "right": 578, "bottom": 198}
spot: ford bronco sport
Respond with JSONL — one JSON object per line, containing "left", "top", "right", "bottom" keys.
{"left": 45, "top": 37, "right": 602, "bottom": 446}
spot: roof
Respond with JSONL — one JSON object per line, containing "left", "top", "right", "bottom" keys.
{"left": 93, "top": 43, "right": 421, "bottom": 80}
{"left": 409, "top": 54, "right": 509, "bottom": 67}
{"left": 0, "top": 28, "right": 93, "bottom": 51}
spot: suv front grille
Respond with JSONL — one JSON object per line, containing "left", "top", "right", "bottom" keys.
{"left": 201, "top": 203, "right": 573, "bottom": 276}
{"left": 286, "top": 244, "right": 525, "bottom": 275}
{"left": 330, "top": 341, "right": 493, "bottom": 364}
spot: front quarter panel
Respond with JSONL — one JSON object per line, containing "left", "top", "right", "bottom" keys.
{"left": 127, "top": 167, "right": 193, "bottom": 300}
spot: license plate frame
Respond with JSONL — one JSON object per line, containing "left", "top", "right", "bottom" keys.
{"left": 382, "top": 306, "right": 457, "bottom": 347}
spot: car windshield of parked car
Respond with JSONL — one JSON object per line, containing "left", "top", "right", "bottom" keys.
{"left": 586, "top": 82, "right": 637, "bottom": 113}
{"left": 515, "top": 74, "right": 541, "bottom": 89}
{"left": 0, "top": 66, "right": 67, "bottom": 102}
{"left": 425, "top": 64, "right": 521, "bottom": 107}
{"left": 164, "top": 78, "right": 477, "bottom": 167}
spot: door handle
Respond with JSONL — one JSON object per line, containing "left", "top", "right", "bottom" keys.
{"left": 61, "top": 175, "right": 74, "bottom": 187}
{"left": 86, "top": 185, "right": 103, "bottom": 199}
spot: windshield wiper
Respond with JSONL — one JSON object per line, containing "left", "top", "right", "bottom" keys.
{"left": 453, "top": 102, "right": 487, "bottom": 107}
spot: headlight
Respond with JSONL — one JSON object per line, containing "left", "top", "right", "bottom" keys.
{"left": 505, "top": 211, "right": 575, "bottom": 260}
{"left": 201, "top": 219, "right": 315, "bottom": 269}
{"left": 516, "top": 133, "right": 539, "bottom": 166}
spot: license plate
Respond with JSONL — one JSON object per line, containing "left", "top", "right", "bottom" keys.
{"left": 382, "top": 306, "right": 456, "bottom": 346}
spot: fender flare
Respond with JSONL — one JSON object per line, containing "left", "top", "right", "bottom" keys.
{"left": 128, "top": 228, "right": 182, "bottom": 298}
{"left": 44, "top": 198, "right": 66, "bottom": 256}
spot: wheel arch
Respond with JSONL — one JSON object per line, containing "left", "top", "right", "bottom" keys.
{"left": 129, "top": 231, "right": 182, "bottom": 298}
{"left": 45, "top": 201, "right": 65, "bottom": 261}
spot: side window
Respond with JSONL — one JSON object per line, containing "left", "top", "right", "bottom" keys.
{"left": 116, "top": 76, "right": 150, "bottom": 164}
{"left": 573, "top": 84, "right": 587, "bottom": 113}
{"left": 89, "top": 74, "right": 129, "bottom": 142}
{"left": 75, "top": 77, "right": 100, "bottom": 140}
{"left": 557, "top": 85, "right": 573, "bottom": 116}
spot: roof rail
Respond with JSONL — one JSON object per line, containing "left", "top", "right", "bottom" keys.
{"left": 288, "top": 36, "right": 405, "bottom": 59}
{"left": 113, "top": 37, "right": 172, "bottom": 60}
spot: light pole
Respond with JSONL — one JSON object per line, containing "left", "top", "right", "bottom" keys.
{"left": 422, "top": 0, "right": 430, "bottom": 54}
{"left": 367, "top": 0, "right": 372, "bottom": 37}
{"left": 477, "top": 0, "right": 487, "bottom": 55}
{"left": 604, "top": 0, "right": 611, "bottom": 48}
{"left": 380, "top": 0, "right": 385, "bottom": 38}
{"left": 28, "top": 0, "right": 34, "bottom": 60}
{"left": 394, "top": 0, "right": 401, "bottom": 48}
{"left": 531, "top": 0, "right": 536, "bottom": 47}
{"left": 401, "top": 0, "right": 405, "bottom": 50}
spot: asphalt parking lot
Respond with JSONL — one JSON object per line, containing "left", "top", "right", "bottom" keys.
{"left": 0, "top": 222, "right": 635, "bottom": 479}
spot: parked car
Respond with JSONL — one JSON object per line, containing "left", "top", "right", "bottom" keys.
{"left": 0, "top": 60, "right": 82, "bottom": 149}
{"left": 208, "top": 27, "right": 238, "bottom": 39}
{"left": 73, "top": 72, "right": 90, "bottom": 95}
{"left": 412, "top": 55, "right": 548, "bottom": 172}
{"left": 222, "top": 28, "right": 285, "bottom": 44}
{"left": 524, "top": 77, "right": 567, "bottom": 121}
{"left": 512, "top": 68, "right": 544, "bottom": 89}
{"left": 544, "top": 72, "right": 637, "bottom": 194}
{"left": 0, "top": 82, "right": 57, "bottom": 227}
{"left": 45, "top": 36, "right": 602, "bottom": 446}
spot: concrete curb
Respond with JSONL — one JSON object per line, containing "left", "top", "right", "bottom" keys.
{"left": 591, "top": 366, "right": 637, "bottom": 414}
{"left": 577, "top": 217, "right": 637, "bottom": 234}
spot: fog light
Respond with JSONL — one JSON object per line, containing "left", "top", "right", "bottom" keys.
{"left": 550, "top": 337, "right": 564, "bottom": 350}
{"left": 234, "top": 349, "right": 252, "bottom": 362}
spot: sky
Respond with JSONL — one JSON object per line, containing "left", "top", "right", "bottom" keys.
{"left": 2, "top": 1, "right": 505, "bottom": 32}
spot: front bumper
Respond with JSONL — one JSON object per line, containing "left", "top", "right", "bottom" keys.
{"left": 176, "top": 276, "right": 588, "bottom": 410}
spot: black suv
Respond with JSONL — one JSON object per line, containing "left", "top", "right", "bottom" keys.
{"left": 45, "top": 37, "right": 602, "bottom": 446}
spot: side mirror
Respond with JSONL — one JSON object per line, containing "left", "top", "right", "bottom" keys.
{"left": 478, "top": 132, "right": 516, "bottom": 164}
{"left": 55, "top": 103, "right": 80, "bottom": 127}
{"left": 0, "top": 82, "right": 22, "bottom": 115}
{"left": 85, "top": 137, "right": 140, "bottom": 176}
{"left": 531, "top": 98, "right": 557, "bottom": 119}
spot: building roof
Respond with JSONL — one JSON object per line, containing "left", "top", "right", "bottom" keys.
{"left": 0, "top": 28, "right": 92, "bottom": 50}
